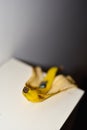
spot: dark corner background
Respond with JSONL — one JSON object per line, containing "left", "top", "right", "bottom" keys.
{"left": 14, "top": 1, "right": 87, "bottom": 129}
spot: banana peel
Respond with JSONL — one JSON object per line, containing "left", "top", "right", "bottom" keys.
{"left": 48, "top": 75, "right": 77, "bottom": 94}
{"left": 22, "top": 66, "right": 77, "bottom": 103}
{"left": 26, "top": 66, "right": 44, "bottom": 88}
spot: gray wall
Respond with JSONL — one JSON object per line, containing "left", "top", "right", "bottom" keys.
{"left": 0, "top": 0, "right": 86, "bottom": 72}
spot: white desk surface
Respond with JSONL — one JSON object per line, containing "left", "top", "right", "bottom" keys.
{"left": 0, "top": 58, "right": 84, "bottom": 130}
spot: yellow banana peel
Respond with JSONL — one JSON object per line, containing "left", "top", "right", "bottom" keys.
{"left": 22, "top": 66, "right": 77, "bottom": 103}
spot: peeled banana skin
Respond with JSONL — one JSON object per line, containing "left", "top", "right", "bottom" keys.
{"left": 26, "top": 66, "right": 44, "bottom": 88}
{"left": 22, "top": 66, "right": 77, "bottom": 103}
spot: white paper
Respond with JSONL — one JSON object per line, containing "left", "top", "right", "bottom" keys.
{"left": 0, "top": 58, "right": 84, "bottom": 130}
